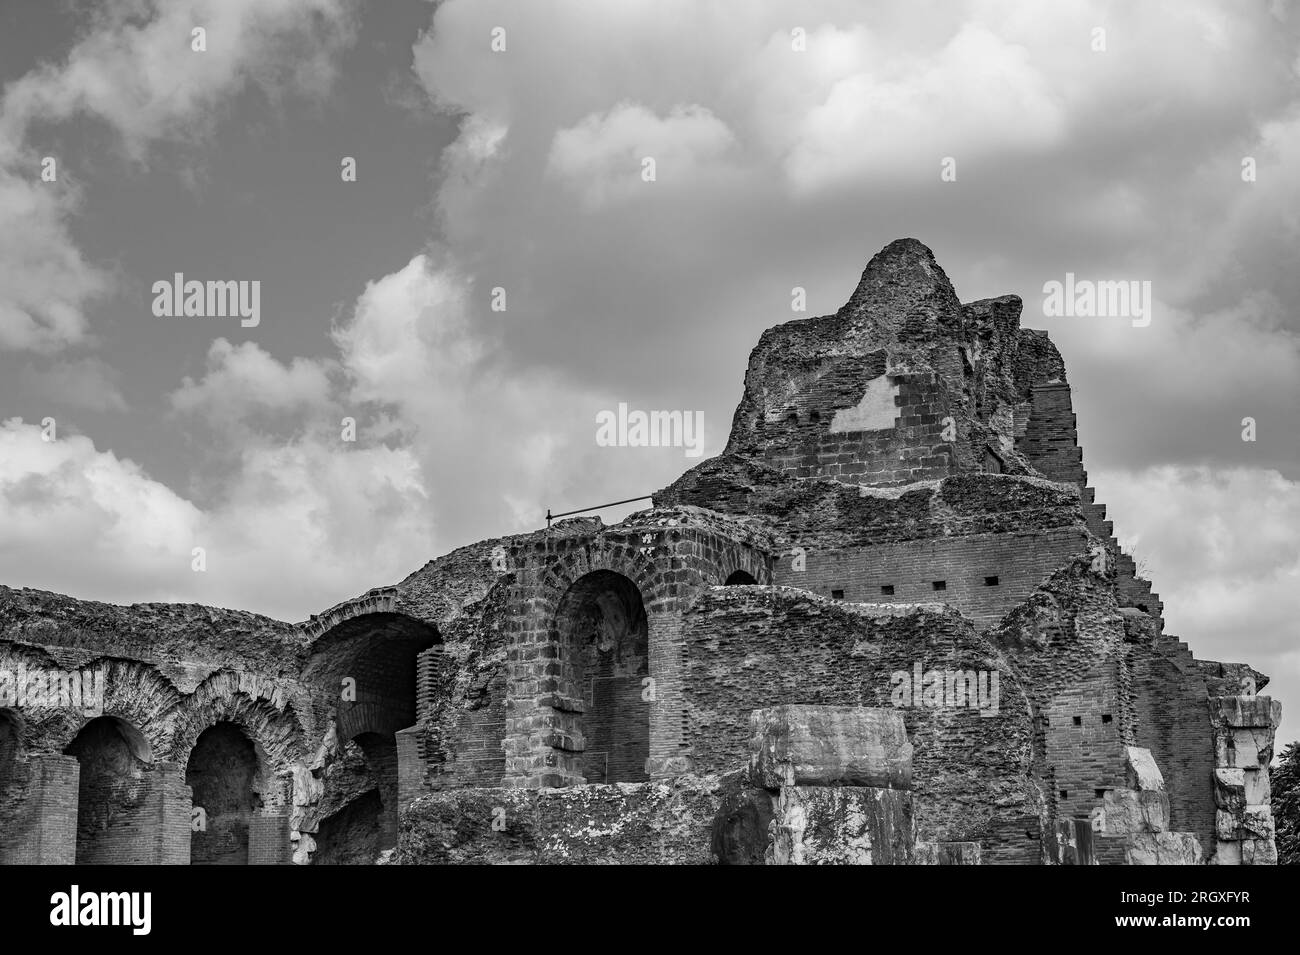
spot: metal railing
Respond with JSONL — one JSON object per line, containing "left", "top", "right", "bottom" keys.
{"left": 545, "top": 495, "right": 653, "bottom": 528}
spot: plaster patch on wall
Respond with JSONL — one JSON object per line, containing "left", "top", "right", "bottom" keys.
{"left": 829, "top": 375, "right": 900, "bottom": 433}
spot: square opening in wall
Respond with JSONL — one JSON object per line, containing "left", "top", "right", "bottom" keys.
{"left": 932, "top": 580, "right": 946, "bottom": 591}
{"left": 1094, "top": 789, "right": 1106, "bottom": 798}
{"left": 831, "top": 589, "right": 844, "bottom": 600}
{"left": 1101, "top": 714, "right": 1113, "bottom": 724}
{"left": 984, "top": 575, "right": 999, "bottom": 586}
{"left": 1059, "top": 790, "right": 1069, "bottom": 800}
{"left": 1073, "top": 716, "right": 1082, "bottom": 726}
{"left": 880, "top": 585, "right": 895, "bottom": 595}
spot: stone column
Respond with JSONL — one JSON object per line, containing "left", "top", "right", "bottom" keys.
{"left": 1211, "top": 694, "right": 1282, "bottom": 865}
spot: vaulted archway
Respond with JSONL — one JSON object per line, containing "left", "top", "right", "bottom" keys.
{"left": 64, "top": 716, "right": 153, "bottom": 865}
{"left": 186, "top": 722, "right": 262, "bottom": 865}
{"left": 305, "top": 609, "right": 439, "bottom": 863}
{"left": 552, "top": 570, "right": 650, "bottom": 784}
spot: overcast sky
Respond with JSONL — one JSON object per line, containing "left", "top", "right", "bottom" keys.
{"left": 0, "top": 1, "right": 1297, "bottom": 744}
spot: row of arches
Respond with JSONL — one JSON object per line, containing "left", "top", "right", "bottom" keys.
{"left": 0, "top": 711, "right": 265, "bottom": 865}
{"left": 2, "top": 558, "right": 763, "bottom": 860}
{"left": 59, "top": 716, "right": 261, "bottom": 865}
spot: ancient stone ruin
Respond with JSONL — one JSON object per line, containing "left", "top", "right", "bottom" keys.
{"left": 0, "top": 239, "right": 1281, "bottom": 865}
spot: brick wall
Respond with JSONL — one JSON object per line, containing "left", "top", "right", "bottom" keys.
{"left": 1129, "top": 637, "right": 1215, "bottom": 857}
{"left": 498, "top": 513, "right": 770, "bottom": 788}
{"left": 751, "top": 358, "right": 958, "bottom": 487}
{"left": 680, "top": 588, "right": 1043, "bottom": 863}
{"left": 1043, "top": 660, "right": 1127, "bottom": 830}
{"left": 0, "top": 753, "right": 79, "bottom": 864}
{"left": 249, "top": 812, "right": 291, "bottom": 864}
{"left": 775, "top": 526, "right": 1089, "bottom": 630}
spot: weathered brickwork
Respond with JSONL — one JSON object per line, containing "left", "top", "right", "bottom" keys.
{"left": 679, "top": 589, "right": 1044, "bottom": 864}
{"left": 776, "top": 526, "right": 1089, "bottom": 629}
{"left": 0, "top": 238, "right": 1279, "bottom": 865}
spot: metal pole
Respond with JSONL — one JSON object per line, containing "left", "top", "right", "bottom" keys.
{"left": 544, "top": 494, "right": 652, "bottom": 527}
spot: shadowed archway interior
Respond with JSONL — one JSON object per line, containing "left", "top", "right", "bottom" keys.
{"left": 553, "top": 570, "right": 650, "bottom": 784}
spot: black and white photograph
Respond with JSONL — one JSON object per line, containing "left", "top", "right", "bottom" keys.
{"left": 0, "top": 0, "right": 1296, "bottom": 934}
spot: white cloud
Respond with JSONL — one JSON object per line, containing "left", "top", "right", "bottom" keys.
{"left": 547, "top": 103, "right": 738, "bottom": 208}
{"left": 0, "top": 0, "right": 357, "bottom": 157}
{"left": 170, "top": 339, "right": 335, "bottom": 435}
{"left": 0, "top": 171, "right": 111, "bottom": 353}
{"left": 0, "top": 414, "right": 433, "bottom": 622}
{"left": 0, "top": 252, "right": 678, "bottom": 618}
{"left": 0, "top": 0, "right": 357, "bottom": 354}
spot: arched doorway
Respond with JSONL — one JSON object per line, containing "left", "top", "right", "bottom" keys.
{"left": 553, "top": 570, "right": 650, "bottom": 784}
{"left": 64, "top": 716, "right": 152, "bottom": 864}
{"left": 725, "top": 570, "right": 757, "bottom": 585}
{"left": 304, "top": 610, "right": 438, "bottom": 864}
{"left": 186, "top": 722, "right": 261, "bottom": 865}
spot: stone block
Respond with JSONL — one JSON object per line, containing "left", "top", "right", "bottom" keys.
{"left": 1243, "top": 767, "right": 1270, "bottom": 805}
{"left": 1053, "top": 818, "right": 1095, "bottom": 865}
{"left": 1103, "top": 788, "right": 1169, "bottom": 835}
{"left": 1213, "top": 769, "right": 1246, "bottom": 812}
{"left": 1214, "top": 727, "right": 1270, "bottom": 768}
{"left": 747, "top": 705, "right": 912, "bottom": 790}
{"left": 1241, "top": 838, "right": 1278, "bottom": 865}
{"left": 1214, "top": 840, "right": 1242, "bottom": 865}
{"left": 1212, "top": 695, "right": 1282, "bottom": 730}
{"left": 1124, "top": 747, "right": 1165, "bottom": 792}
{"left": 1216, "top": 805, "right": 1273, "bottom": 841}
{"left": 768, "top": 785, "right": 912, "bottom": 865}
{"left": 711, "top": 788, "right": 776, "bottom": 865}
{"left": 1125, "top": 832, "right": 1201, "bottom": 865}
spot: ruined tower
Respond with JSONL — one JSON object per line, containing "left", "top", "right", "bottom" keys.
{"left": 0, "top": 240, "right": 1281, "bottom": 865}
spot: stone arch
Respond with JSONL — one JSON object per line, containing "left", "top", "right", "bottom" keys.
{"left": 502, "top": 534, "right": 730, "bottom": 787}
{"left": 51, "top": 658, "right": 183, "bottom": 759}
{"left": 185, "top": 721, "right": 262, "bottom": 865}
{"left": 305, "top": 611, "right": 439, "bottom": 740}
{"left": 531, "top": 541, "right": 666, "bottom": 612}
{"left": 550, "top": 569, "right": 650, "bottom": 784}
{"left": 304, "top": 610, "right": 439, "bottom": 864}
{"left": 501, "top": 541, "right": 667, "bottom": 788}
{"left": 64, "top": 715, "right": 154, "bottom": 864}
{"left": 178, "top": 676, "right": 305, "bottom": 809}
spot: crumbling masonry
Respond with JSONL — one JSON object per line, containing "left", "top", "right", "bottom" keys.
{"left": 0, "top": 239, "right": 1281, "bottom": 864}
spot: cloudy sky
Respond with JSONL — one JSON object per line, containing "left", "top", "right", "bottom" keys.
{"left": 0, "top": 1, "right": 1297, "bottom": 742}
